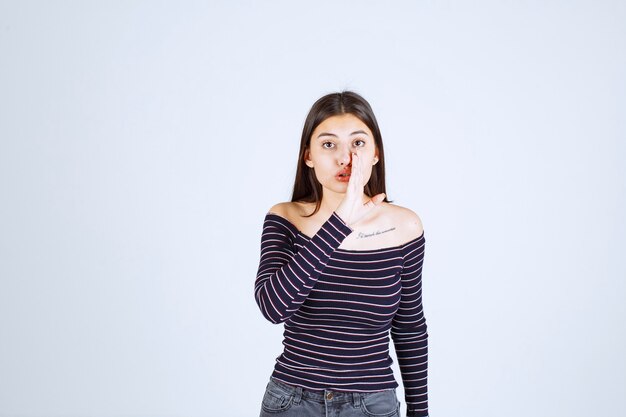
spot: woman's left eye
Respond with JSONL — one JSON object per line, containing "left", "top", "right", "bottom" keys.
{"left": 354, "top": 139, "right": 365, "bottom": 147}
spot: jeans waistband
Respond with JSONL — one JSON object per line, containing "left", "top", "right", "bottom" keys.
{"left": 269, "top": 377, "right": 392, "bottom": 405}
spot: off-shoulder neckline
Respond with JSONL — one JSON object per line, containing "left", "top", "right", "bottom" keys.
{"left": 265, "top": 212, "right": 424, "bottom": 253}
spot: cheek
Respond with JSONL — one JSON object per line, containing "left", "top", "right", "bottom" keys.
{"left": 360, "top": 155, "right": 376, "bottom": 168}
{"left": 361, "top": 158, "right": 376, "bottom": 178}
{"left": 317, "top": 158, "right": 337, "bottom": 171}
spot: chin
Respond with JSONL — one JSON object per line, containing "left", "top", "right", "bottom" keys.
{"left": 321, "top": 184, "right": 347, "bottom": 195}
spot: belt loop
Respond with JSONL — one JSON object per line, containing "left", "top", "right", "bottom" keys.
{"left": 352, "top": 392, "right": 361, "bottom": 407}
{"left": 293, "top": 386, "right": 303, "bottom": 405}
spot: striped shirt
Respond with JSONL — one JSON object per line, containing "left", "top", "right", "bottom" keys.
{"left": 254, "top": 211, "right": 428, "bottom": 417}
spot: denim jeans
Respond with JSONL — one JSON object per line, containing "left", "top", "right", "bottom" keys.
{"left": 259, "top": 377, "right": 401, "bottom": 417}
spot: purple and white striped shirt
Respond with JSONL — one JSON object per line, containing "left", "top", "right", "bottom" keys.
{"left": 254, "top": 211, "right": 428, "bottom": 417}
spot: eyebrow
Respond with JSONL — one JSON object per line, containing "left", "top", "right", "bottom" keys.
{"left": 316, "top": 130, "right": 369, "bottom": 139}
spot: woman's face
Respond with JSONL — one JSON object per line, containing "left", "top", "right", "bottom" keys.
{"left": 304, "top": 113, "right": 379, "bottom": 195}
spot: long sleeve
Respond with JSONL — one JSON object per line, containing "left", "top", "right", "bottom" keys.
{"left": 254, "top": 211, "right": 353, "bottom": 324}
{"left": 391, "top": 235, "right": 428, "bottom": 417}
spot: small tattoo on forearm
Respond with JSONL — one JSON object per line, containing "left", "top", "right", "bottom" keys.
{"left": 356, "top": 227, "right": 396, "bottom": 239}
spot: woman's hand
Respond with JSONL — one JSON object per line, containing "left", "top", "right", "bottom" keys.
{"left": 335, "top": 152, "right": 386, "bottom": 227}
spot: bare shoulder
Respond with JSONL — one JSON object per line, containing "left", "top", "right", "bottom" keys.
{"left": 383, "top": 202, "right": 424, "bottom": 240}
{"left": 267, "top": 202, "right": 291, "bottom": 217}
{"left": 267, "top": 201, "right": 312, "bottom": 219}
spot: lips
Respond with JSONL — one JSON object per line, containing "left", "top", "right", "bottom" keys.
{"left": 335, "top": 169, "right": 351, "bottom": 183}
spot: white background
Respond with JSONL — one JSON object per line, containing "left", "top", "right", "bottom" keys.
{"left": 1, "top": 1, "right": 624, "bottom": 416}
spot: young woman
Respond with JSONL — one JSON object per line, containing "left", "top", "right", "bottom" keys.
{"left": 254, "top": 91, "right": 429, "bottom": 417}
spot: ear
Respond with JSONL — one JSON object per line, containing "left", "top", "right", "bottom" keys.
{"left": 304, "top": 148, "right": 314, "bottom": 168}
{"left": 373, "top": 148, "right": 379, "bottom": 165}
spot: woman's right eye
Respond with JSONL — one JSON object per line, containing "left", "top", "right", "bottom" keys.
{"left": 322, "top": 142, "right": 334, "bottom": 149}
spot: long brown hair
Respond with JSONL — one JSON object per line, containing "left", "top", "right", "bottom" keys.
{"left": 291, "top": 90, "right": 392, "bottom": 217}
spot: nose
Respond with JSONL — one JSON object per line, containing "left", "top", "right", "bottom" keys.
{"left": 338, "top": 148, "right": 352, "bottom": 166}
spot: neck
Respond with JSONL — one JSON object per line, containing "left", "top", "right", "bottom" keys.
{"left": 319, "top": 193, "right": 343, "bottom": 215}
{"left": 318, "top": 188, "right": 370, "bottom": 217}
